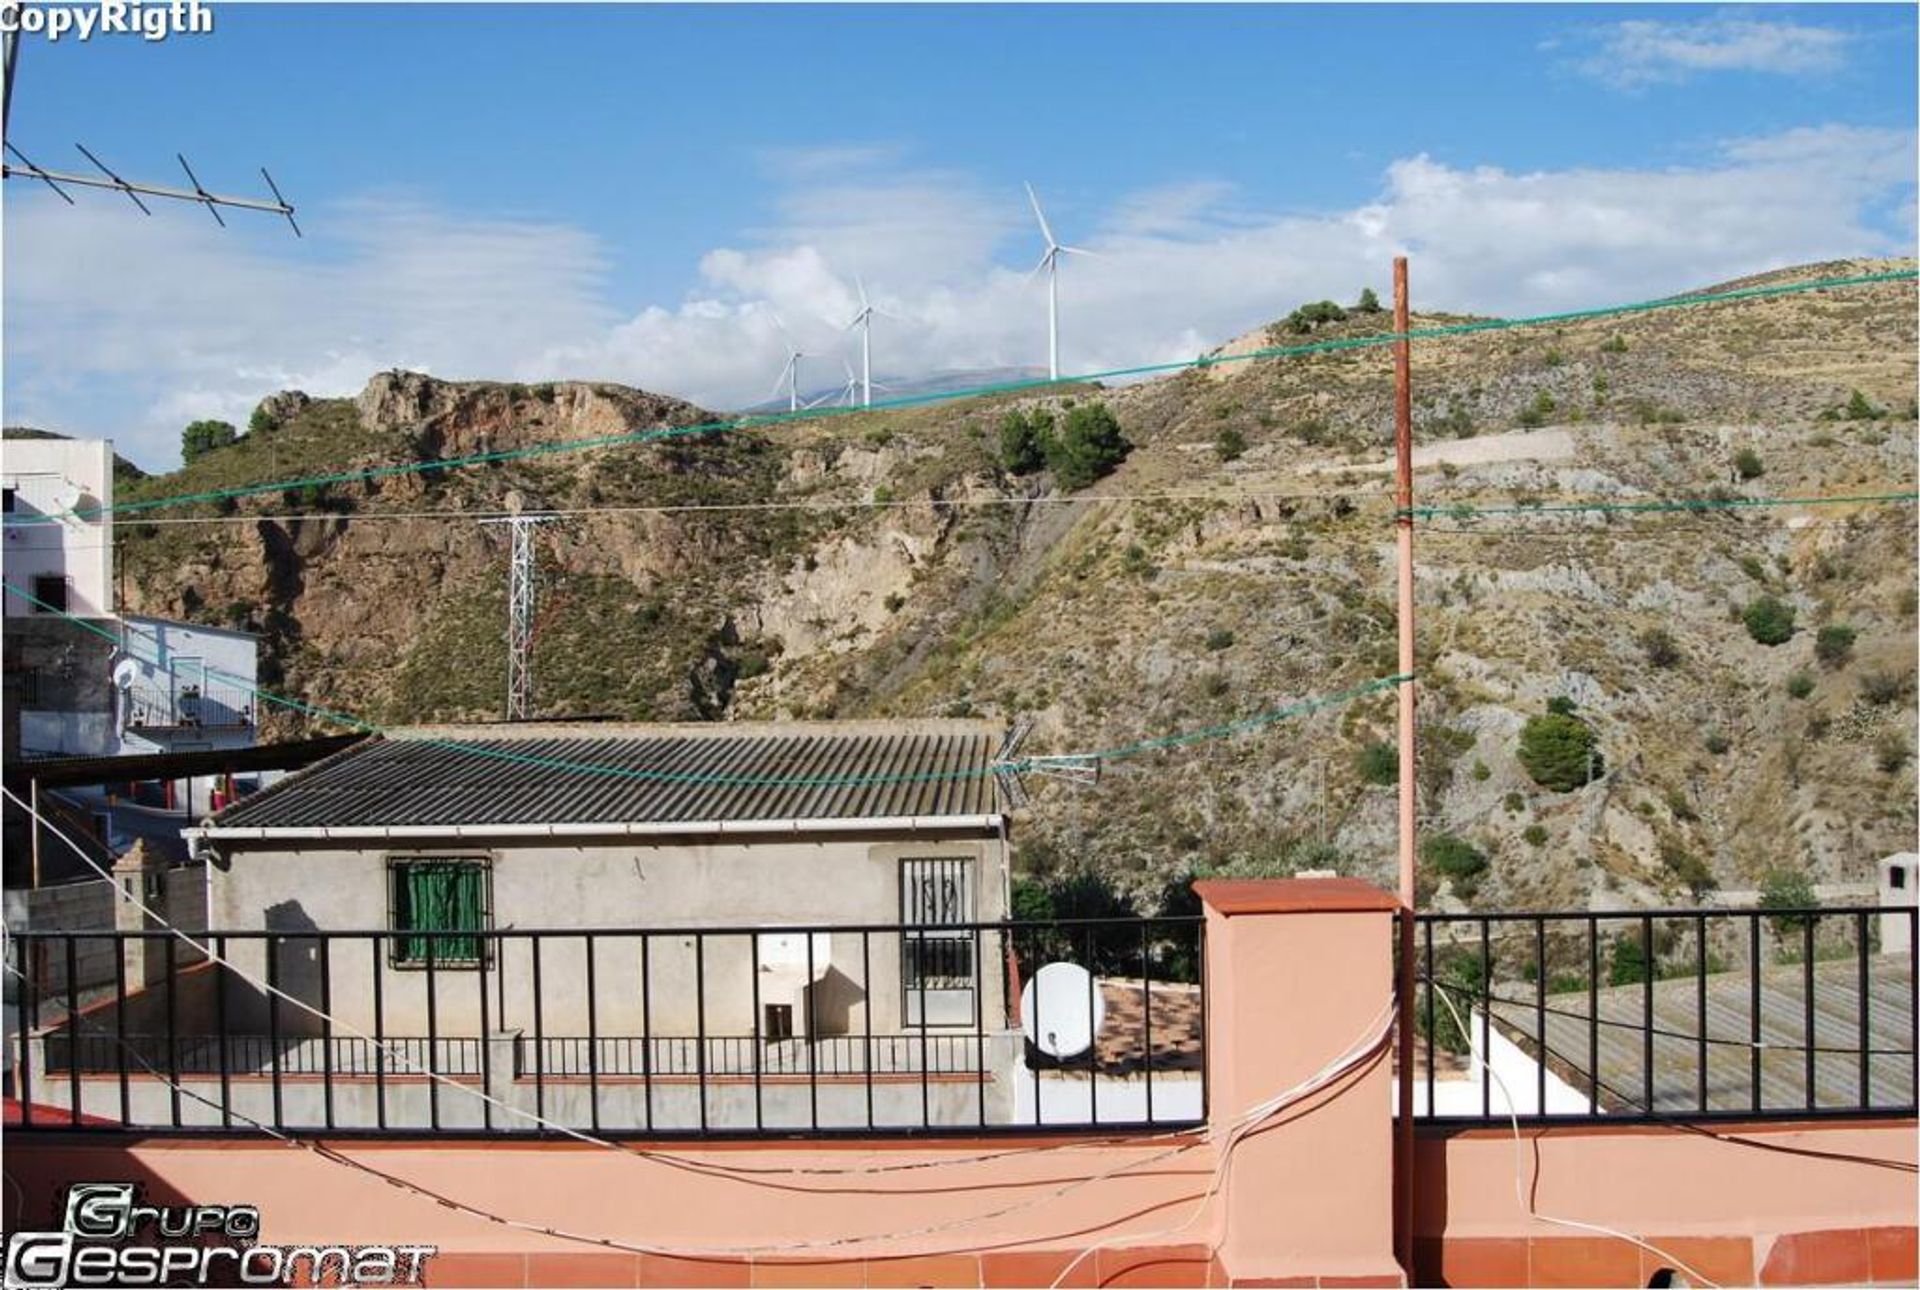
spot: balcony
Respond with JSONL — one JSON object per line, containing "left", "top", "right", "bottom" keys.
{"left": 121, "top": 682, "right": 255, "bottom": 734}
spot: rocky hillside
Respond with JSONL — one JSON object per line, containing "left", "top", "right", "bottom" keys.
{"left": 114, "top": 258, "right": 1919, "bottom": 911}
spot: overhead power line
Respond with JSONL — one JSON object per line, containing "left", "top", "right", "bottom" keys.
{"left": 0, "top": 580, "right": 1402, "bottom": 789}
{"left": 1405, "top": 490, "right": 1919, "bottom": 521}
{"left": 8, "top": 268, "right": 1912, "bottom": 528}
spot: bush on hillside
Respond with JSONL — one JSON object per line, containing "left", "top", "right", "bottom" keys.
{"left": 181, "top": 419, "right": 238, "bottom": 464}
{"left": 1357, "top": 741, "right": 1397, "bottom": 786}
{"left": 1517, "top": 709, "right": 1601, "bottom": 792}
{"left": 1213, "top": 425, "right": 1247, "bottom": 462}
{"left": 998, "top": 409, "right": 1052, "bottom": 475}
{"left": 1814, "top": 624, "right": 1855, "bottom": 668}
{"left": 1421, "top": 833, "right": 1488, "bottom": 900}
{"left": 1044, "top": 402, "right": 1131, "bottom": 490}
{"left": 1638, "top": 628, "right": 1680, "bottom": 669}
{"left": 1742, "top": 595, "right": 1796, "bottom": 646}
{"left": 1758, "top": 868, "right": 1820, "bottom": 936}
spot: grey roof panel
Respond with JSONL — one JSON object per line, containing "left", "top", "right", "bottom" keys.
{"left": 211, "top": 722, "right": 1005, "bottom": 831}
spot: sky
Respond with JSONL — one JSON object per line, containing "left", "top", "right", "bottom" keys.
{"left": 3, "top": 2, "right": 1915, "bottom": 471}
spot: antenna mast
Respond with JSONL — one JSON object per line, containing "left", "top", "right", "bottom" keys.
{"left": 481, "top": 513, "right": 558, "bottom": 721}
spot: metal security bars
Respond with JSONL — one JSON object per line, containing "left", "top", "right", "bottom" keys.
{"left": 1410, "top": 907, "right": 1918, "bottom": 1124}
{"left": 5, "top": 916, "right": 1204, "bottom": 1138}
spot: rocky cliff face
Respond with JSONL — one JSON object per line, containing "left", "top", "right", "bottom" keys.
{"left": 113, "top": 259, "right": 1919, "bottom": 910}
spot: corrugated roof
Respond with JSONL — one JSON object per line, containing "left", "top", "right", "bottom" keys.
{"left": 208, "top": 721, "right": 1005, "bottom": 831}
{"left": 1486, "top": 955, "right": 1915, "bottom": 1113}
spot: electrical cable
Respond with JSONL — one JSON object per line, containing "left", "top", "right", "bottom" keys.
{"left": 1425, "top": 981, "right": 1722, "bottom": 1288}
{"left": 1, "top": 579, "right": 1408, "bottom": 790}
{"left": 12, "top": 269, "right": 1912, "bottom": 528}
{"left": 0, "top": 833, "right": 1395, "bottom": 1263}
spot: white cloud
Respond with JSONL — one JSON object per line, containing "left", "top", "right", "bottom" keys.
{"left": 4, "top": 125, "right": 1913, "bottom": 470}
{"left": 1566, "top": 13, "right": 1852, "bottom": 89}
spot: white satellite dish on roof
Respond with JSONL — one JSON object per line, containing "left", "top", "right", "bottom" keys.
{"left": 1021, "top": 961, "right": 1105, "bottom": 1060}
{"left": 48, "top": 482, "right": 82, "bottom": 519}
{"left": 112, "top": 659, "right": 141, "bottom": 690}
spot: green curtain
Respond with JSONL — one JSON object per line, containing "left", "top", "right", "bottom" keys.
{"left": 399, "top": 863, "right": 484, "bottom": 964}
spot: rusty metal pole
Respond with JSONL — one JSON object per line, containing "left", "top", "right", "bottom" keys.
{"left": 1392, "top": 256, "right": 1419, "bottom": 1274}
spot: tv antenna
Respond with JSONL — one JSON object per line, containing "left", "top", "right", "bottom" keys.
{"left": 1, "top": 31, "right": 299, "bottom": 235}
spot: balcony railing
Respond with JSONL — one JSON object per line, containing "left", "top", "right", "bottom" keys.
{"left": 121, "top": 682, "right": 254, "bottom": 732}
{"left": 7, "top": 917, "right": 1206, "bottom": 1137}
{"left": 1409, "top": 907, "right": 1918, "bottom": 1123}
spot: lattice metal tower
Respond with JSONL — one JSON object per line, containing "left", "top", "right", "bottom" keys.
{"left": 480, "top": 514, "right": 557, "bottom": 721}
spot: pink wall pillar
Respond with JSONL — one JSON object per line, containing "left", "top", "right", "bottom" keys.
{"left": 1196, "top": 878, "right": 1404, "bottom": 1288}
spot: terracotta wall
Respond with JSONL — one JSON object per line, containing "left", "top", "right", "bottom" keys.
{"left": 1414, "top": 1119, "right": 1918, "bottom": 1287}
{"left": 6, "top": 879, "right": 1915, "bottom": 1289}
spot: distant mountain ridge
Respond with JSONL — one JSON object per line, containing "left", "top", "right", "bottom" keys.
{"left": 107, "top": 257, "right": 1918, "bottom": 915}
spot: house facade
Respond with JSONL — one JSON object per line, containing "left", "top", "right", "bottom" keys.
{"left": 180, "top": 720, "right": 1018, "bottom": 1127}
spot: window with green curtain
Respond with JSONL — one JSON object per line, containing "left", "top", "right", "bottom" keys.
{"left": 391, "top": 860, "right": 487, "bottom": 966}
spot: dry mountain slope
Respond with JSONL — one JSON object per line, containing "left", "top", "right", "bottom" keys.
{"left": 113, "top": 259, "right": 1918, "bottom": 911}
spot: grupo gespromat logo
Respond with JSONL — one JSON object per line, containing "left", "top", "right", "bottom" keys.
{"left": 3, "top": 1181, "right": 437, "bottom": 1287}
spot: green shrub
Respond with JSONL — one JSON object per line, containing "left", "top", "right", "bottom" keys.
{"left": 1546, "top": 695, "right": 1578, "bottom": 716}
{"left": 1877, "top": 733, "right": 1911, "bottom": 775}
{"left": 1202, "top": 672, "right": 1231, "bottom": 699}
{"left": 1845, "top": 389, "right": 1881, "bottom": 421}
{"left": 1786, "top": 672, "right": 1815, "bottom": 700}
{"left": 1758, "top": 869, "right": 1820, "bottom": 935}
{"left": 1859, "top": 669, "right": 1908, "bottom": 706}
{"left": 998, "top": 409, "right": 1052, "bottom": 475}
{"left": 1609, "top": 931, "right": 1650, "bottom": 986}
{"left": 1503, "top": 791, "right": 1525, "bottom": 813}
{"left": 1660, "top": 842, "right": 1717, "bottom": 898}
{"left": 1045, "top": 402, "right": 1131, "bottom": 490}
{"left": 1599, "top": 334, "right": 1628, "bottom": 355}
{"left": 248, "top": 407, "right": 279, "bottom": 436}
{"left": 1733, "top": 448, "right": 1765, "bottom": 481}
{"left": 1742, "top": 595, "right": 1795, "bottom": 645}
{"left": 1517, "top": 710, "right": 1600, "bottom": 791}
{"left": 181, "top": 419, "right": 238, "bottom": 463}
{"left": 1204, "top": 627, "right": 1235, "bottom": 651}
{"left": 1543, "top": 347, "right": 1564, "bottom": 368}
{"left": 1470, "top": 760, "right": 1491, "bottom": 782}
{"left": 1517, "top": 390, "right": 1557, "bottom": 428}
{"left": 1421, "top": 833, "right": 1488, "bottom": 899}
{"left": 1522, "top": 824, "right": 1548, "bottom": 847}
{"left": 883, "top": 592, "right": 906, "bottom": 614}
{"left": 1213, "top": 425, "right": 1247, "bottom": 462}
{"left": 1814, "top": 624, "right": 1855, "bottom": 668}
{"left": 1639, "top": 628, "right": 1680, "bottom": 668}
{"left": 1704, "top": 731, "right": 1730, "bottom": 755}
{"left": 1355, "top": 287, "right": 1382, "bottom": 314}
{"left": 1357, "top": 741, "right": 1397, "bottom": 786}
{"left": 1282, "top": 300, "right": 1349, "bottom": 334}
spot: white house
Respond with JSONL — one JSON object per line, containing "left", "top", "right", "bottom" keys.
{"left": 1, "top": 436, "right": 113, "bottom": 621}
{"left": 114, "top": 615, "right": 261, "bottom": 815}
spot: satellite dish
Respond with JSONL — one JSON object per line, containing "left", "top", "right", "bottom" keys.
{"left": 112, "top": 659, "right": 141, "bottom": 690}
{"left": 1020, "top": 962, "right": 1105, "bottom": 1060}
{"left": 49, "top": 483, "right": 83, "bottom": 517}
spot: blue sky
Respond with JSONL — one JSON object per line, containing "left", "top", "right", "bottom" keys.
{"left": 4, "top": 3, "right": 1915, "bottom": 468}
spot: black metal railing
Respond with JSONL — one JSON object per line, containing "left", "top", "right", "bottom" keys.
{"left": 6, "top": 917, "right": 1205, "bottom": 1138}
{"left": 1409, "top": 907, "right": 1918, "bottom": 1124}
{"left": 121, "top": 682, "right": 254, "bottom": 731}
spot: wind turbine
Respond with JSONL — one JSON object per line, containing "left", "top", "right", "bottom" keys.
{"left": 769, "top": 313, "right": 805, "bottom": 413}
{"left": 1024, "top": 181, "right": 1096, "bottom": 381}
{"left": 844, "top": 275, "right": 903, "bottom": 408}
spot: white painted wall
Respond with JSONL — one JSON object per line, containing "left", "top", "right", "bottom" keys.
{"left": 1400, "top": 1008, "right": 1595, "bottom": 1117}
{"left": 115, "top": 615, "right": 261, "bottom": 815}
{"left": 1880, "top": 853, "right": 1917, "bottom": 956}
{"left": 2, "top": 437, "right": 113, "bottom": 618}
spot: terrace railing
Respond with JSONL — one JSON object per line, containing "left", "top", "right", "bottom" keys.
{"left": 6, "top": 917, "right": 1205, "bottom": 1138}
{"left": 1410, "top": 907, "right": 1918, "bottom": 1124}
